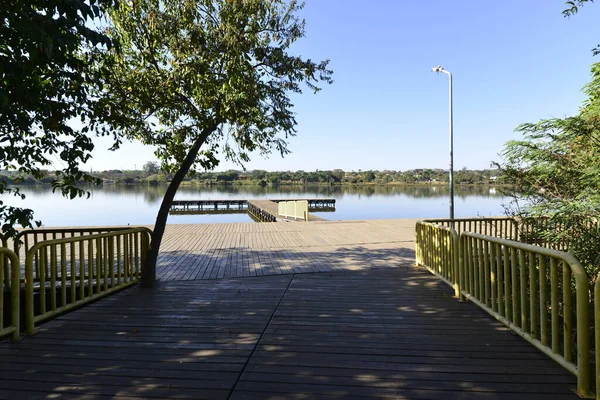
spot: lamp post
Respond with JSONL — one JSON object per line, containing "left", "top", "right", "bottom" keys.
{"left": 432, "top": 65, "right": 454, "bottom": 221}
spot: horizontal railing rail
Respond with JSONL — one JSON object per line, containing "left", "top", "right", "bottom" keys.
{"left": 459, "top": 232, "right": 592, "bottom": 397}
{"left": 415, "top": 222, "right": 459, "bottom": 297}
{"left": 0, "top": 248, "right": 20, "bottom": 340}
{"left": 25, "top": 228, "right": 151, "bottom": 334}
{"left": 423, "top": 217, "right": 518, "bottom": 240}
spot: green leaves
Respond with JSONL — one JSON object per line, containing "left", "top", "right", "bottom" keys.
{"left": 562, "top": 1, "right": 599, "bottom": 56}
{"left": 562, "top": 0, "right": 594, "bottom": 17}
{"left": 93, "top": 0, "right": 332, "bottom": 174}
{"left": 0, "top": 0, "right": 114, "bottom": 236}
{"left": 498, "top": 63, "right": 600, "bottom": 281}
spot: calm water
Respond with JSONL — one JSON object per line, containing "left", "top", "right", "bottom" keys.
{"left": 3, "top": 184, "right": 507, "bottom": 227}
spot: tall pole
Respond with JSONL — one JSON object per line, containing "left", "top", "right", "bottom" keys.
{"left": 432, "top": 66, "right": 454, "bottom": 221}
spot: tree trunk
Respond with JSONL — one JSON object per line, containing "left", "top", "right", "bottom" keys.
{"left": 141, "top": 126, "right": 216, "bottom": 288}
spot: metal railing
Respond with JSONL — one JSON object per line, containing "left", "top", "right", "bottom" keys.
{"left": 0, "top": 248, "right": 20, "bottom": 340}
{"left": 596, "top": 273, "right": 600, "bottom": 400}
{"left": 517, "top": 217, "right": 598, "bottom": 251}
{"left": 415, "top": 222, "right": 459, "bottom": 297}
{"left": 25, "top": 228, "right": 151, "bottom": 334}
{"left": 423, "top": 217, "right": 518, "bottom": 240}
{"left": 4, "top": 227, "right": 149, "bottom": 281}
{"left": 277, "top": 200, "right": 309, "bottom": 221}
{"left": 458, "top": 232, "right": 592, "bottom": 397}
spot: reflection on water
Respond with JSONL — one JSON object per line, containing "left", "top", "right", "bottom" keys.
{"left": 3, "top": 184, "right": 506, "bottom": 227}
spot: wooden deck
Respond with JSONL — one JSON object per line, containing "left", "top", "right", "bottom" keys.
{"left": 0, "top": 219, "right": 580, "bottom": 398}
{"left": 0, "top": 268, "right": 578, "bottom": 399}
{"left": 156, "top": 220, "right": 417, "bottom": 281}
{"left": 247, "top": 199, "right": 280, "bottom": 222}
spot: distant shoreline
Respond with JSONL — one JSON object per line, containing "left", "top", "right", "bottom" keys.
{"left": 5, "top": 181, "right": 508, "bottom": 188}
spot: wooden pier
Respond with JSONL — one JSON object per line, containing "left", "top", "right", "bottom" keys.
{"left": 170, "top": 199, "right": 335, "bottom": 213}
{"left": 170, "top": 198, "right": 334, "bottom": 222}
{"left": 170, "top": 200, "right": 248, "bottom": 213}
{"left": 0, "top": 220, "right": 580, "bottom": 399}
{"left": 246, "top": 199, "right": 279, "bottom": 222}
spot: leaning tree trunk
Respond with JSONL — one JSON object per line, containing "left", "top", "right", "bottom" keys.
{"left": 141, "top": 127, "right": 216, "bottom": 287}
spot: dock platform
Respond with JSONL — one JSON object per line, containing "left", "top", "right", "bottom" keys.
{"left": 0, "top": 220, "right": 581, "bottom": 399}
{"left": 170, "top": 198, "right": 336, "bottom": 217}
{"left": 156, "top": 219, "right": 417, "bottom": 280}
{"left": 247, "top": 199, "right": 279, "bottom": 222}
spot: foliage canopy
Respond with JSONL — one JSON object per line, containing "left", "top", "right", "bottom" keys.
{"left": 0, "top": 0, "right": 114, "bottom": 236}
{"left": 92, "top": 0, "right": 333, "bottom": 278}
{"left": 498, "top": 64, "right": 600, "bottom": 278}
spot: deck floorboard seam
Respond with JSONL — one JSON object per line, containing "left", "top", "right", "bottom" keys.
{"left": 226, "top": 273, "right": 296, "bottom": 400}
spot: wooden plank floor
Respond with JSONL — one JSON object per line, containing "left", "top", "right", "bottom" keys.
{"left": 8, "top": 219, "right": 415, "bottom": 279}
{"left": 157, "top": 219, "right": 417, "bottom": 281}
{"left": 0, "top": 267, "right": 579, "bottom": 399}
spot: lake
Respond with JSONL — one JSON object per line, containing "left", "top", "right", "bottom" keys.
{"left": 3, "top": 184, "right": 508, "bottom": 227}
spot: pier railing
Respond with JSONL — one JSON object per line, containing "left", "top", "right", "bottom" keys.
{"left": 5, "top": 227, "right": 150, "bottom": 281}
{"left": 415, "top": 222, "right": 459, "bottom": 297}
{"left": 423, "top": 217, "right": 518, "bottom": 240}
{"left": 25, "top": 228, "right": 151, "bottom": 334}
{"left": 277, "top": 200, "right": 309, "bottom": 221}
{"left": 0, "top": 248, "right": 20, "bottom": 340}
{"left": 425, "top": 216, "right": 600, "bottom": 252}
{"left": 595, "top": 273, "right": 600, "bottom": 400}
{"left": 416, "top": 221, "right": 595, "bottom": 397}
{"left": 459, "top": 232, "right": 591, "bottom": 397}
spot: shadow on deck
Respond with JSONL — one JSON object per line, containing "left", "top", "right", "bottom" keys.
{"left": 156, "top": 244, "right": 416, "bottom": 281}
{"left": 0, "top": 249, "right": 579, "bottom": 399}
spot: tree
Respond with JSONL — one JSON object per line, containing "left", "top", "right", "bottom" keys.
{"left": 142, "top": 161, "right": 160, "bottom": 175}
{"left": 563, "top": 1, "right": 598, "bottom": 56}
{"left": 331, "top": 169, "right": 344, "bottom": 182}
{"left": 494, "top": 1, "right": 600, "bottom": 282}
{"left": 93, "top": 0, "right": 332, "bottom": 285}
{"left": 496, "top": 64, "right": 600, "bottom": 280}
{"left": 0, "top": 0, "right": 114, "bottom": 237}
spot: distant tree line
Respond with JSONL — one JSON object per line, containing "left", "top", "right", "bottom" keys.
{"left": 1, "top": 165, "right": 502, "bottom": 186}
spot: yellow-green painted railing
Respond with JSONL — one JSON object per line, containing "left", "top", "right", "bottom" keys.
{"left": 415, "top": 222, "right": 459, "bottom": 297}
{"left": 596, "top": 273, "right": 600, "bottom": 400}
{"left": 0, "top": 248, "right": 20, "bottom": 340}
{"left": 458, "top": 232, "right": 592, "bottom": 397}
{"left": 0, "top": 233, "right": 8, "bottom": 289}
{"left": 517, "top": 217, "right": 597, "bottom": 251}
{"left": 423, "top": 217, "right": 518, "bottom": 240}
{"left": 10, "top": 227, "right": 149, "bottom": 281}
{"left": 25, "top": 228, "right": 151, "bottom": 334}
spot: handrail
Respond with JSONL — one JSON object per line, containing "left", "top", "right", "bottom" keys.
{"left": 594, "top": 274, "right": 600, "bottom": 400}
{"left": 518, "top": 217, "right": 597, "bottom": 251}
{"left": 423, "top": 217, "right": 518, "bottom": 240}
{"left": 9, "top": 226, "right": 151, "bottom": 281}
{"left": 277, "top": 200, "right": 309, "bottom": 221}
{"left": 0, "top": 248, "right": 20, "bottom": 340}
{"left": 25, "top": 228, "right": 151, "bottom": 334}
{"left": 415, "top": 222, "right": 460, "bottom": 298}
{"left": 0, "top": 233, "right": 8, "bottom": 288}
{"left": 459, "top": 232, "right": 592, "bottom": 397}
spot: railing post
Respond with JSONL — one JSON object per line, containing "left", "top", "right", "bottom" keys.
{"left": 453, "top": 231, "right": 462, "bottom": 300}
{"left": 0, "top": 249, "right": 21, "bottom": 341}
{"left": 25, "top": 248, "right": 35, "bottom": 335}
{"left": 574, "top": 266, "right": 592, "bottom": 397}
{"left": 595, "top": 274, "right": 599, "bottom": 400}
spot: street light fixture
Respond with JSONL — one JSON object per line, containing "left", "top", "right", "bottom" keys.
{"left": 432, "top": 65, "right": 454, "bottom": 221}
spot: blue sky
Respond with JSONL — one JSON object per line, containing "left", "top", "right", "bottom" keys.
{"left": 87, "top": 0, "right": 600, "bottom": 172}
